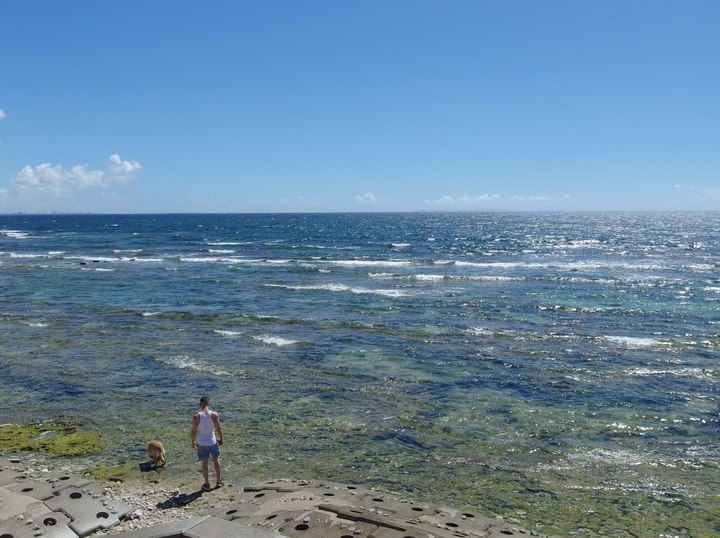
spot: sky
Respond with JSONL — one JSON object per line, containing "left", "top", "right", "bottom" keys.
{"left": 0, "top": 1, "right": 718, "bottom": 213}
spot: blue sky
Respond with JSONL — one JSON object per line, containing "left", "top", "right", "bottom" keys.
{"left": 0, "top": 1, "right": 718, "bottom": 213}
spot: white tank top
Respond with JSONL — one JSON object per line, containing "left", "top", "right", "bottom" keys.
{"left": 196, "top": 410, "right": 217, "bottom": 446}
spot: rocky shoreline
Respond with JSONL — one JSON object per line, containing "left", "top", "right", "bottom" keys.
{"left": 1, "top": 452, "right": 544, "bottom": 538}
{"left": 0, "top": 451, "right": 241, "bottom": 535}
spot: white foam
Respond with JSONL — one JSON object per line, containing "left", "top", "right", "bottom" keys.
{"left": 320, "top": 259, "right": 411, "bottom": 268}
{"left": 24, "top": 321, "right": 48, "bottom": 328}
{"left": 626, "top": 367, "right": 714, "bottom": 379}
{"left": 604, "top": 335, "right": 660, "bottom": 348}
{"left": 370, "top": 272, "right": 520, "bottom": 283}
{"left": 0, "top": 229, "right": 31, "bottom": 239}
{"left": 158, "top": 355, "right": 237, "bottom": 377}
{"left": 142, "top": 312, "right": 161, "bottom": 317}
{"left": 180, "top": 256, "right": 262, "bottom": 264}
{"left": 368, "top": 272, "right": 398, "bottom": 279}
{"left": 214, "top": 329, "right": 242, "bottom": 337}
{"left": 208, "top": 249, "right": 236, "bottom": 254}
{"left": 266, "top": 283, "right": 410, "bottom": 298}
{"left": 65, "top": 255, "right": 164, "bottom": 263}
{"left": 9, "top": 253, "right": 46, "bottom": 258}
{"left": 556, "top": 239, "right": 603, "bottom": 249}
{"left": 253, "top": 334, "right": 299, "bottom": 346}
{"left": 414, "top": 274, "right": 446, "bottom": 281}
{"left": 467, "top": 327, "right": 494, "bottom": 336}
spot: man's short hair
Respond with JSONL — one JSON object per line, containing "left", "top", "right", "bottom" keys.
{"left": 200, "top": 395, "right": 210, "bottom": 404}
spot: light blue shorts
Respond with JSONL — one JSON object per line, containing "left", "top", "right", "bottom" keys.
{"left": 197, "top": 443, "right": 220, "bottom": 461}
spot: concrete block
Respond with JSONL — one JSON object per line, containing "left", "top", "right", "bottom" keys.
{"left": 236, "top": 510, "right": 308, "bottom": 532}
{"left": 244, "top": 479, "right": 310, "bottom": 493}
{"left": 0, "top": 486, "right": 44, "bottom": 521}
{"left": 316, "top": 504, "right": 407, "bottom": 531}
{"left": 44, "top": 470, "right": 91, "bottom": 492}
{"left": 105, "top": 515, "right": 211, "bottom": 538}
{"left": 355, "top": 495, "right": 433, "bottom": 521}
{"left": 5, "top": 477, "right": 57, "bottom": 500}
{"left": 0, "top": 456, "right": 24, "bottom": 468}
{"left": 299, "top": 483, "right": 364, "bottom": 505}
{"left": 0, "top": 469, "right": 30, "bottom": 487}
{"left": 276, "top": 509, "right": 379, "bottom": 538}
{"left": 371, "top": 526, "right": 445, "bottom": 538}
{"left": 220, "top": 488, "right": 315, "bottom": 519}
{"left": 44, "top": 484, "right": 132, "bottom": 537}
{"left": 416, "top": 508, "right": 507, "bottom": 537}
{"left": 485, "top": 527, "right": 528, "bottom": 537}
{"left": 186, "top": 515, "right": 283, "bottom": 538}
{"left": 0, "top": 503, "right": 77, "bottom": 538}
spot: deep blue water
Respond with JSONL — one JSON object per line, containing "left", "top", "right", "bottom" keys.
{"left": 1, "top": 212, "right": 718, "bottom": 536}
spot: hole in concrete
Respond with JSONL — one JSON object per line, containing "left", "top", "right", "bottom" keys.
{"left": 462, "top": 513, "right": 475, "bottom": 518}
{"left": 1, "top": 533, "right": 14, "bottom": 538}
{"left": 266, "top": 514, "right": 277, "bottom": 520}
{"left": 21, "top": 487, "right": 33, "bottom": 492}
{"left": 372, "top": 498, "right": 384, "bottom": 502}
{"left": 446, "top": 522, "right": 459, "bottom": 528}
{"left": 411, "top": 507, "right": 424, "bottom": 512}
{"left": 500, "top": 531, "right": 514, "bottom": 535}
{"left": 340, "top": 535, "right": 354, "bottom": 538}
{"left": 97, "top": 512, "right": 109, "bottom": 519}
{"left": 347, "top": 486, "right": 357, "bottom": 490}
{"left": 254, "top": 493, "right": 266, "bottom": 498}
{"left": 10, "top": 458, "right": 21, "bottom": 463}
{"left": 295, "top": 524, "right": 310, "bottom": 531}
{"left": 43, "top": 518, "right": 57, "bottom": 527}
{"left": 323, "top": 492, "right": 335, "bottom": 496}
{"left": 70, "top": 492, "right": 83, "bottom": 499}
{"left": 15, "top": 475, "right": 27, "bottom": 481}
{"left": 59, "top": 476, "right": 71, "bottom": 480}
{"left": 225, "top": 509, "right": 238, "bottom": 515}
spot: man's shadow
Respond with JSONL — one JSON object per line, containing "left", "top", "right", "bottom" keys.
{"left": 156, "top": 489, "right": 205, "bottom": 509}
{"left": 137, "top": 461, "right": 206, "bottom": 509}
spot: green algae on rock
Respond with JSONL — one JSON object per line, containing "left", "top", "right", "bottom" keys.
{"left": 87, "top": 462, "right": 137, "bottom": 483}
{"left": 0, "top": 420, "right": 105, "bottom": 456}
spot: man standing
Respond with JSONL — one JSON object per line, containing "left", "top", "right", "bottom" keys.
{"left": 190, "top": 394, "right": 224, "bottom": 491}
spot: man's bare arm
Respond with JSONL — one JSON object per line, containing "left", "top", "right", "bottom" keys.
{"left": 190, "top": 415, "right": 199, "bottom": 448}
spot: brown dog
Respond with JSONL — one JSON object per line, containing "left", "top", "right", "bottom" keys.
{"left": 147, "top": 440, "right": 166, "bottom": 467}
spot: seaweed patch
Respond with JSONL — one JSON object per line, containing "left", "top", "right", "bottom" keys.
{"left": 0, "top": 420, "right": 105, "bottom": 456}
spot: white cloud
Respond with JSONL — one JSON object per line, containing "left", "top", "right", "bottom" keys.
{"left": 433, "top": 193, "right": 501, "bottom": 207}
{"left": 699, "top": 188, "right": 720, "bottom": 201}
{"left": 108, "top": 153, "right": 142, "bottom": 181}
{"left": 431, "top": 193, "right": 569, "bottom": 208}
{"left": 0, "top": 108, "right": 6, "bottom": 120}
{"left": 9, "top": 154, "right": 141, "bottom": 196}
{"left": 355, "top": 192, "right": 377, "bottom": 205}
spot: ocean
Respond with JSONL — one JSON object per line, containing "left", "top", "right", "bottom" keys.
{"left": 1, "top": 212, "right": 718, "bottom": 537}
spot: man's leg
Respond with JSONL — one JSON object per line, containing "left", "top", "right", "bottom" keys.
{"left": 201, "top": 458, "right": 210, "bottom": 486}
{"left": 213, "top": 457, "right": 222, "bottom": 483}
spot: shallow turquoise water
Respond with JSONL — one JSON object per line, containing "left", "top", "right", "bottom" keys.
{"left": 1, "top": 212, "right": 718, "bottom": 536}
